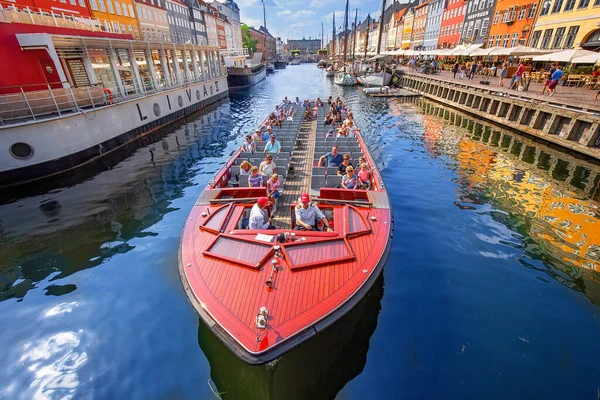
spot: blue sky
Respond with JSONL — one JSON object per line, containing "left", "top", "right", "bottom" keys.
{"left": 236, "top": 0, "right": 391, "bottom": 42}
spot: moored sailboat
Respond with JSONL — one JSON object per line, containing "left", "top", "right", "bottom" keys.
{"left": 333, "top": 0, "right": 357, "bottom": 86}
{"left": 179, "top": 99, "right": 393, "bottom": 364}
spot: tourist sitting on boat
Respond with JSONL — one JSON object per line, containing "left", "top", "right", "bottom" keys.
{"left": 327, "top": 96, "right": 333, "bottom": 105}
{"left": 302, "top": 99, "right": 311, "bottom": 108}
{"left": 264, "top": 134, "right": 281, "bottom": 154}
{"left": 240, "top": 161, "right": 252, "bottom": 176}
{"left": 294, "top": 193, "right": 333, "bottom": 232}
{"left": 324, "top": 112, "right": 334, "bottom": 126}
{"left": 358, "top": 156, "right": 367, "bottom": 168}
{"left": 249, "top": 166, "right": 264, "bottom": 187}
{"left": 262, "top": 127, "right": 273, "bottom": 141}
{"left": 266, "top": 173, "right": 281, "bottom": 210}
{"left": 253, "top": 129, "right": 262, "bottom": 142}
{"left": 336, "top": 126, "right": 347, "bottom": 138}
{"left": 249, "top": 197, "right": 275, "bottom": 230}
{"left": 337, "top": 154, "right": 353, "bottom": 175}
{"left": 269, "top": 112, "right": 281, "bottom": 127}
{"left": 295, "top": 96, "right": 301, "bottom": 105}
{"left": 345, "top": 120, "right": 360, "bottom": 137}
{"left": 357, "top": 163, "right": 371, "bottom": 190}
{"left": 319, "top": 146, "right": 343, "bottom": 168}
{"left": 341, "top": 166, "right": 358, "bottom": 190}
{"left": 283, "top": 96, "right": 290, "bottom": 104}
{"left": 303, "top": 108, "right": 312, "bottom": 121}
{"left": 259, "top": 155, "right": 277, "bottom": 177}
{"left": 315, "top": 98, "right": 323, "bottom": 107}
{"left": 286, "top": 106, "right": 295, "bottom": 121}
{"left": 241, "top": 135, "right": 255, "bottom": 153}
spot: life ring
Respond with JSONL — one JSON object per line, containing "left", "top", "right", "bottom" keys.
{"left": 103, "top": 88, "right": 113, "bottom": 104}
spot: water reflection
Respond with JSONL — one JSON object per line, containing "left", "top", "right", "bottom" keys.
{"left": 420, "top": 100, "right": 600, "bottom": 303}
{"left": 0, "top": 105, "right": 238, "bottom": 302}
{"left": 199, "top": 275, "right": 384, "bottom": 400}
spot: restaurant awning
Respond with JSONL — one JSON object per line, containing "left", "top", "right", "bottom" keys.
{"left": 569, "top": 52, "right": 600, "bottom": 64}
{"left": 531, "top": 49, "right": 598, "bottom": 62}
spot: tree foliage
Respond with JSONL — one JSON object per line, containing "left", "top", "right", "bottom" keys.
{"left": 241, "top": 24, "right": 258, "bottom": 54}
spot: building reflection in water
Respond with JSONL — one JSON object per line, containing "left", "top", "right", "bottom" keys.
{"left": 419, "top": 100, "right": 600, "bottom": 304}
{"left": 198, "top": 275, "right": 384, "bottom": 400}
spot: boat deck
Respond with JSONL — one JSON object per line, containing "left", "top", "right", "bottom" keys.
{"left": 179, "top": 101, "right": 393, "bottom": 364}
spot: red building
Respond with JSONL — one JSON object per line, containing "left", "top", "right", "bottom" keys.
{"left": 1, "top": 0, "right": 92, "bottom": 17}
{"left": 438, "top": 0, "right": 465, "bottom": 48}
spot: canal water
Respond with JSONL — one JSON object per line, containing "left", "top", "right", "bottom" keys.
{"left": 1, "top": 64, "right": 599, "bottom": 399}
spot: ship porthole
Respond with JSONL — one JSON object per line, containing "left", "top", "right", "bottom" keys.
{"left": 153, "top": 103, "right": 161, "bottom": 117}
{"left": 10, "top": 142, "right": 34, "bottom": 159}
{"left": 178, "top": 95, "right": 184, "bottom": 107}
{"left": 196, "top": 90, "right": 200, "bottom": 100}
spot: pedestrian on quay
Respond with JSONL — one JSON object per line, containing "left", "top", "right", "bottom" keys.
{"left": 452, "top": 62, "right": 459, "bottom": 79}
{"left": 547, "top": 65, "right": 563, "bottom": 97}
{"left": 541, "top": 63, "right": 557, "bottom": 95}
{"left": 459, "top": 63, "right": 466, "bottom": 79}
{"left": 499, "top": 63, "right": 507, "bottom": 87}
{"left": 510, "top": 62, "right": 525, "bottom": 90}
{"left": 469, "top": 62, "right": 477, "bottom": 79}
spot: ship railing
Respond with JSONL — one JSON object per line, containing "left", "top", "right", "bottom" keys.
{"left": 220, "top": 48, "right": 249, "bottom": 57}
{"left": 0, "top": 3, "right": 105, "bottom": 33}
{"left": 0, "top": 71, "right": 224, "bottom": 126}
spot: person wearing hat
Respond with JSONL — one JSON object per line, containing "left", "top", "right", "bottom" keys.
{"left": 249, "top": 197, "right": 275, "bottom": 230}
{"left": 294, "top": 193, "right": 333, "bottom": 232}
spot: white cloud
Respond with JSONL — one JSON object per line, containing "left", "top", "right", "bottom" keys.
{"left": 277, "top": 9, "right": 293, "bottom": 16}
{"left": 294, "top": 10, "right": 316, "bottom": 18}
{"left": 309, "top": 0, "right": 337, "bottom": 8}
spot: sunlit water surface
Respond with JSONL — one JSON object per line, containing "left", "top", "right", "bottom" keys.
{"left": 1, "top": 65, "right": 599, "bottom": 399}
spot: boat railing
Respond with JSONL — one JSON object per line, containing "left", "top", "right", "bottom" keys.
{"left": 0, "top": 70, "right": 225, "bottom": 126}
{"left": 0, "top": 3, "right": 129, "bottom": 37}
{"left": 220, "top": 48, "right": 249, "bottom": 57}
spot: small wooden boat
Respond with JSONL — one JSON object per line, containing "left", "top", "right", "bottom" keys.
{"left": 266, "top": 63, "right": 275, "bottom": 73}
{"left": 179, "top": 100, "right": 393, "bottom": 364}
{"left": 325, "top": 66, "right": 336, "bottom": 77}
{"left": 274, "top": 60, "right": 287, "bottom": 69}
{"left": 357, "top": 71, "right": 393, "bottom": 87}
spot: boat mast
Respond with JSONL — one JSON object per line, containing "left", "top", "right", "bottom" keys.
{"left": 262, "top": 0, "right": 267, "bottom": 62}
{"left": 352, "top": 8, "right": 358, "bottom": 60}
{"left": 321, "top": 22, "right": 324, "bottom": 52}
{"left": 342, "top": 0, "right": 349, "bottom": 63}
{"left": 363, "top": 14, "right": 370, "bottom": 59}
{"left": 332, "top": 12, "right": 336, "bottom": 65}
{"left": 376, "top": 0, "right": 386, "bottom": 55}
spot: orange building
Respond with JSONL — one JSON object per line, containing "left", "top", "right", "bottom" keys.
{"left": 487, "top": 0, "right": 538, "bottom": 48}
{"left": 88, "top": 0, "right": 141, "bottom": 39}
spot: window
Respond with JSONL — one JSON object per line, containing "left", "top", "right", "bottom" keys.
{"left": 128, "top": 25, "right": 133, "bottom": 34}
{"left": 493, "top": 11, "right": 500, "bottom": 23}
{"left": 552, "top": 27, "right": 565, "bottom": 48}
{"left": 564, "top": 25, "right": 579, "bottom": 48}
{"left": 495, "top": 35, "right": 502, "bottom": 46}
{"left": 89, "top": 0, "right": 98, "bottom": 10}
{"left": 112, "top": 21, "right": 120, "bottom": 32}
{"left": 528, "top": 2, "right": 537, "bottom": 17}
{"left": 551, "top": 0, "right": 564, "bottom": 12}
{"left": 564, "top": 0, "right": 576, "bottom": 9}
{"left": 540, "top": 0, "right": 550, "bottom": 14}
{"left": 503, "top": 6, "right": 516, "bottom": 21}
{"left": 530, "top": 29, "right": 542, "bottom": 47}
{"left": 98, "top": 0, "right": 106, "bottom": 11}
{"left": 78, "top": 0, "right": 85, "bottom": 6}
{"left": 120, "top": 23, "right": 126, "bottom": 34}
{"left": 488, "top": 34, "right": 495, "bottom": 47}
{"left": 114, "top": 1, "right": 121, "bottom": 15}
{"left": 481, "top": 18, "right": 489, "bottom": 36}
{"left": 122, "top": 2, "right": 128, "bottom": 16}
{"left": 106, "top": 0, "right": 114, "bottom": 13}
{"left": 510, "top": 32, "right": 519, "bottom": 46}
{"left": 541, "top": 28, "right": 553, "bottom": 48}
{"left": 474, "top": 18, "right": 481, "bottom": 37}
{"left": 69, "top": 0, "right": 76, "bottom": 5}
{"left": 503, "top": 33, "right": 510, "bottom": 47}
{"left": 518, "top": 5, "right": 527, "bottom": 19}
{"left": 577, "top": 0, "right": 590, "bottom": 7}
{"left": 479, "top": 0, "right": 485, "bottom": 10}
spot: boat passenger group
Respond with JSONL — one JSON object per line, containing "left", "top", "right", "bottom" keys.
{"left": 242, "top": 97, "right": 372, "bottom": 231}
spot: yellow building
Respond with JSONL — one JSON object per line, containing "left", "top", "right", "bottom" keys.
{"left": 529, "top": 0, "right": 600, "bottom": 50}
{"left": 88, "top": 0, "right": 141, "bottom": 39}
{"left": 401, "top": 8, "right": 415, "bottom": 50}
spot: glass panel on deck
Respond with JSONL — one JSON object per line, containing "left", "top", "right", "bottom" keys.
{"left": 203, "top": 206, "right": 228, "bottom": 231}
{"left": 286, "top": 240, "right": 352, "bottom": 266}
{"left": 208, "top": 237, "right": 271, "bottom": 266}
{"left": 348, "top": 208, "right": 368, "bottom": 233}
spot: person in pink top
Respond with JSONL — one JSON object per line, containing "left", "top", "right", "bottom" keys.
{"left": 510, "top": 62, "right": 526, "bottom": 90}
{"left": 357, "top": 163, "right": 371, "bottom": 190}
{"left": 266, "top": 173, "right": 281, "bottom": 211}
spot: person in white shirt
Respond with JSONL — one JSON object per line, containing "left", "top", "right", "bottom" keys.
{"left": 294, "top": 193, "right": 333, "bottom": 232}
{"left": 249, "top": 197, "right": 275, "bottom": 229}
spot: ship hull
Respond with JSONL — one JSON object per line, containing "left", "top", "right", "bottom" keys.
{"left": 274, "top": 61, "right": 287, "bottom": 69}
{"left": 227, "top": 65, "right": 267, "bottom": 90}
{"left": 0, "top": 78, "right": 228, "bottom": 188}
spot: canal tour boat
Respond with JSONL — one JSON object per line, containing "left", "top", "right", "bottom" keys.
{"left": 179, "top": 100, "right": 393, "bottom": 364}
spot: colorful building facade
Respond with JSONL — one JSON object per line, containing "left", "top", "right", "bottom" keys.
{"left": 461, "top": 0, "right": 495, "bottom": 45}
{"left": 529, "top": 0, "right": 600, "bottom": 50}
{"left": 423, "top": 0, "right": 445, "bottom": 50}
{"left": 439, "top": 0, "right": 466, "bottom": 48}
{"left": 488, "top": 0, "right": 537, "bottom": 48}
{"left": 135, "top": 0, "right": 169, "bottom": 42}
{"left": 411, "top": 1, "right": 429, "bottom": 49}
{"left": 88, "top": 0, "right": 141, "bottom": 38}
{"left": 4, "top": 0, "right": 93, "bottom": 17}
{"left": 401, "top": 8, "right": 415, "bottom": 49}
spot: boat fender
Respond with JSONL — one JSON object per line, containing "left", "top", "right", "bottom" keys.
{"left": 103, "top": 88, "right": 113, "bottom": 104}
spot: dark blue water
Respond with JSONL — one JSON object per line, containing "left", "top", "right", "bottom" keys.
{"left": 1, "top": 64, "right": 600, "bottom": 399}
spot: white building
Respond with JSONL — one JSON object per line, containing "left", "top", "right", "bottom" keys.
{"left": 208, "top": 0, "right": 242, "bottom": 50}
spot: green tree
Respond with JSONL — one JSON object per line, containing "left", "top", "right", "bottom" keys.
{"left": 241, "top": 24, "right": 258, "bottom": 54}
